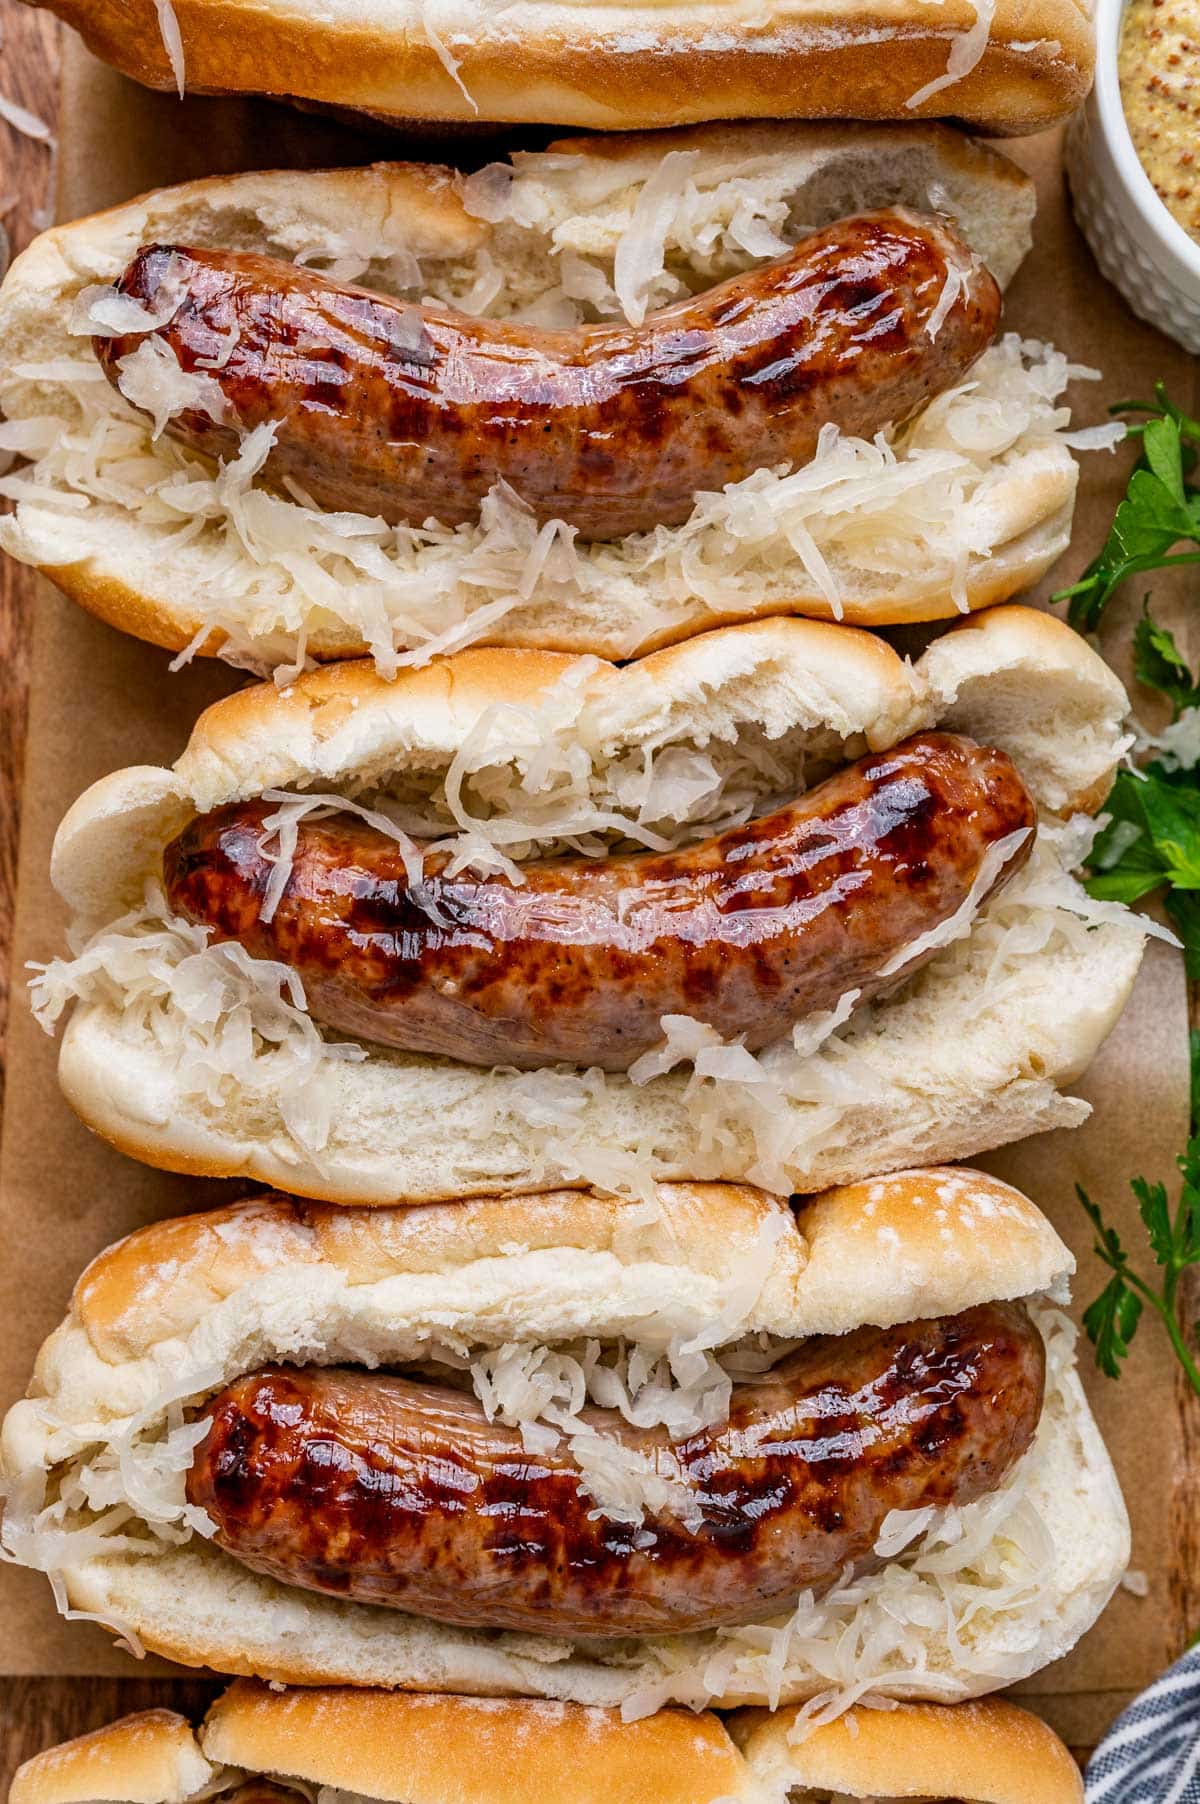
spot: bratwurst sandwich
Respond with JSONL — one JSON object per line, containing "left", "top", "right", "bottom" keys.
{"left": 1, "top": 1171, "right": 1127, "bottom": 1707}
{"left": 0, "top": 125, "right": 1119, "bottom": 676}
{"left": 32, "top": 608, "right": 1150, "bottom": 1205}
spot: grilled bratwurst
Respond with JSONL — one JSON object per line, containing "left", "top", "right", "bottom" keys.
{"left": 95, "top": 210, "right": 1000, "bottom": 539}
{"left": 162, "top": 732, "right": 1035, "bottom": 1072}
{"left": 186, "top": 1301, "right": 1046, "bottom": 1637}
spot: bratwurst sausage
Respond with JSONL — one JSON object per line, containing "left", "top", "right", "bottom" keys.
{"left": 162, "top": 732, "right": 1035, "bottom": 1072}
{"left": 95, "top": 209, "right": 1000, "bottom": 540}
{"left": 186, "top": 1301, "right": 1045, "bottom": 1637}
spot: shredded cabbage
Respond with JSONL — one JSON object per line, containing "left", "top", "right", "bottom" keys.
{"left": 246, "top": 679, "right": 829, "bottom": 889}
{"left": 418, "top": 10, "right": 477, "bottom": 112}
{"left": 1137, "top": 708, "right": 1200, "bottom": 772}
{"left": 27, "top": 880, "right": 367, "bottom": 1161}
{"left": 256, "top": 791, "right": 426, "bottom": 920}
{"left": 113, "top": 339, "right": 228, "bottom": 439}
{"left": 0, "top": 91, "right": 53, "bottom": 145}
{"left": 906, "top": 0, "right": 997, "bottom": 108}
{"left": 70, "top": 274, "right": 188, "bottom": 338}
{"left": 464, "top": 1211, "right": 786, "bottom": 1525}
{"left": 615, "top": 1307, "right": 1080, "bottom": 1724}
{"left": 612, "top": 151, "right": 703, "bottom": 325}
{"left": 924, "top": 258, "right": 971, "bottom": 342}
{"left": 154, "top": 0, "right": 187, "bottom": 97}
{"left": 876, "top": 826, "right": 1030, "bottom": 977}
{"left": 492, "top": 826, "right": 1150, "bottom": 1195}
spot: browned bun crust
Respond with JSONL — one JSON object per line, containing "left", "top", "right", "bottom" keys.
{"left": 202, "top": 1685, "right": 752, "bottom": 1804}
{"left": 8, "top": 1711, "right": 214, "bottom": 1804}
{"left": 35, "top": 0, "right": 1092, "bottom": 134}
{"left": 7, "top": 1685, "right": 1086, "bottom": 1804}
{"left": 732, "top": 1694, "right": 1086, "bottom": 1802}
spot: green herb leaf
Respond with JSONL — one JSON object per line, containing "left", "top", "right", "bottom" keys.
{"left": 1085, "top": 771, "right": 1164, "bottom": 903}
{"left": 1084, "top": 763, "right": 1200, "bottom": 973}
{"left": 1143, "top": 415, "right": 1188, "bottom": 502}
{"left": 1078, "top": 1182, "right": 1131, "bottom": 1269}
{"left": 1132, "top": 1174, "right": 1174, "bottom": 1265}
{"left": 1175, "top": 1178, "right": 1200, "bottom": 1268}
{"left": 1138, "top": 775, "right": 1200, "bottom": 888}
{"left": 1113, "top": 384, "right": 1200, "bottom": 457}
{"left": 1076, "top": 1127, "right": 1200, "bottom": 1394}
{"left": 1082, "top": 1268, "right": 1144, "bottom": 1379}
{"left": 1133, "top": 609, "right": 1200, "bottom": 716}
{"left": 1054, "top": 391, "right": 1200, "bottom": 632}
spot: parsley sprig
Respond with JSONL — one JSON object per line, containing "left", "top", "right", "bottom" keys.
{"left": 1078, "top": 1034, "right": 1200, "bottom": 1398}
{"left": 1053, "top": 385, "right": 1200, "bottom": 635}
{"left": 1064, "top": 383, "right": 1200, "bottom": 1392}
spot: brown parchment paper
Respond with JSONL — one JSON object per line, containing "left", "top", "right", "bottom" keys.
{"left": 0, "top": 40, "right": 1196, "bottom": 1741}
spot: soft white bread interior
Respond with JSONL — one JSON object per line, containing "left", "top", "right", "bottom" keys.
{"left": 9, "top": 1685, "right": 1086, "bottom": 1804}
{"left": 0, "top": 123, "right": 1107, "bottom": 674}
{"left": 34, "top": 608, "right": 1148, "bottom": 1206}
{"left": 32, "top": 0, "right": 1094, "bottom": 136}
{"left": 0, "top": 1171, "right": 1128, "bottom": 1712}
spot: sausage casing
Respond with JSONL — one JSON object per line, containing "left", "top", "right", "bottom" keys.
{"left": 186, "top": 1301, "right": 1046, "bottom": 1638}
{"left": 161, "top": 732, "right": 1035, "bottom": 1072}
{"left": 95, "top": 210, "right": 1000, "bottom": 540}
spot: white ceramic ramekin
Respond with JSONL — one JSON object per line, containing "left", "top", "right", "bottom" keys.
{"left": 1065, "top": 0, "right": 1200, "bottom": 351}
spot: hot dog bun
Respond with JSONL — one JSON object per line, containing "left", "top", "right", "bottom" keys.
{"left": 0, "top": 124, "right": 1102, "bottom": 675}
{"left": 9, "top": 1684, "right": 1086, "bottom": 1804}
{"left": 25, "top": 0, "right": 1093, "bottom": 135}
{"left": 0, "top": 1172, "right": 1127, "bottom": 1709}
{"left": 36, "top": 608, "right": 1148, "bottom": 1206}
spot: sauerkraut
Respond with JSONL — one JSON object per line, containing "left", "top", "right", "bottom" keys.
{"left": 906, "top": 0, "right": 998, "bottom": 108}
{"left": 462, "top": 1211, "right": 788, "bottom": 1524}
{"left": 0, "top": 91, "right": 53, "bottom": 145}
{"left": 28, "top": 881, "right": 367, "bottom": 1164}
{"left": 112, "top": 339, "right": 228, "bottom": 438}
{"left": 153, "top": 0, "right": 186, "bottom": 97}
{"left": 249, "top": 683, "right": 855, "bottom": 889}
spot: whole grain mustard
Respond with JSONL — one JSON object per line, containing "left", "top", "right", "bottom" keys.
{"left": 1119, "top": 0, "right": 1200, "bottom": 243}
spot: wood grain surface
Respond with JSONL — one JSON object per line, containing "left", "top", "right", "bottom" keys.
{"left": 0, "top": 8, "right": 221, "bottom": 1785}
{"left": 0, "top": 2, "right": 1198, "bottom": 1789}
{"left": 0, "top": 13, "right": 186, "bottom": 1792}
{"left": 0, "top": 0, "right": 55, "bottom": 1129}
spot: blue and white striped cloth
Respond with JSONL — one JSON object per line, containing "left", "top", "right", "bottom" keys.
{"left": 1086, "top": 1647, "right": 1200, "bottom": 1802}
